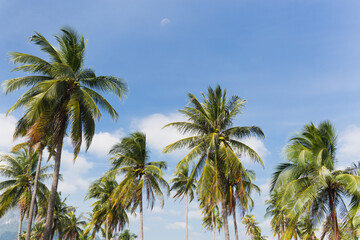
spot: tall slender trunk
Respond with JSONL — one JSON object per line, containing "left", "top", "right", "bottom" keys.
{"left": 114, "top": 224, "right": 117, "bottom": 240}
{"left": 232, "top": 207, "right": 239, "bottom": 240}
{"left": 18, "top": 209, "right": 25, "bottom": 240}
{"left": 185, "top": 194, "right": 188, "bottom": 240}
{"left": 281, "top": 213, "right": 285, "bottom": 238}
{"left": 43, "top": 134, "right": 64, "bottom": 240}
{"left": 140, "top": 194, "right": 143, "bottom": 240}
{"left": 106, "top": 218, "right": 109, "bottom": 240}
{"left": 222, "top": 199, "right": 230, "bottom": 240}
{"left": 329, "top": 191, "right": 339, "bottom": 240}
{"left": 50, "top": 220, "right": 56, "bottom": 240}
{"left": 26, "top": 148, "right": 43, "bottom": 240}
{"left": 212, "top": 211, "right": 216, "bottom": 240}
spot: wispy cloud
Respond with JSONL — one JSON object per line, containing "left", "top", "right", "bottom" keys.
{"left": 160, "top": 18, "right": 171, "bottom": 26}
{"left": 338, "top": 124, "right": 360, "bottom": 167}
{"left": 0, "top": 113, "right": 22, "bottom": 152}
{"left": 131, "top": 112, "right": 189, "bottom": 158}
{"left": 166, "top": 221, "right": 190, "bottom": 230}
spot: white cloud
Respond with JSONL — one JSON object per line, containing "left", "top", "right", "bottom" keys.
{"left": 169, "top": 209, "right": 182, "bottom": 216}
{"left": 61, "top": 150, "right": 93, "bottom": 174}
{"left": 160, "top": 18, "right": 171, "bottom": 26}
{"left": 0, "top": 113, "right": 18, "bottom": 151}
{"left": 150, "top": 216, "right": 163, "bottom": 221}
{"left": 63, "top": 129, "right": 124, "bottom": 158}
{"left": 57, "top": 149, "right": 93, "bottom": 194}
{"left": 188, "top": 209, "right": 202, "bottom": 219}
{"left": 87, "top": 129, "right": 124, "bottom": 157}
{"left": 240, "top": 137, "right": 270, "bottom": 164}
{"left": 338, "top": 125, "right": 360, "bottom": 167}
{"left": 132, "top": 113, "right": 189, "bottom": 157}
{"left": 259, "top": 180, "right": 271, "bottom": 201}
{"left": 166, "top": 221, "right": 191, "bottom": 230}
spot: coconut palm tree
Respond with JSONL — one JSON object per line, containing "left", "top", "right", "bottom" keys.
{"left": 29, "top": 221, "right": 45, "bottom": 240}
{"left": 170, "top": 163, "right": 196, "bottom": 240}
{"left": 265, "top": 189, "right": 289, "bottom": 240}
{"left": 271, "top": 121, "right": 360, "bottom": 240}
{"left": 62, "top": 210, "right": 86, "bottom": 240}
{"left": 11, "top": 118, "right": 54, "bottom": 240}
{"left": 118, "top": 229, "right": 138, "bottom": 240}
{"left": 0, "top": 148, "right": 51, "bottom": 240}
{"left": 3, "top": 27, "right": 127, "bottom": 240}
{"left": 85, "top": 176, "right": 128, "bottom": 240}
{"left": 163, "top": 85, "right": 265, "bottom": 240}
{"left": 201, "top": 205, "right": 223, "bottom": 240}
{"left": 226, "top": 169, "right": 259, "bottom": 240}
{"left": 37, "top": 192, "right": 75, "bottom": 240}
{"left": 298, "top": 216, "right": 318, "bottom": 240}
{"left": 242, "top": 214, "right": 262, "bottom": 240}
{"left": 108, "top": 132, "right": 169, "bottom": 240}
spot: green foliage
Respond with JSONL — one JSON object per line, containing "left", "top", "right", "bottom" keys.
{"left": 108, "top": 132, "right": 169, "bottom": 212}
{"left": 4, "top": 26, "right": 128, "bottom": 159}
{"left": 242, "top": 214, "right": 267, "bottom": 240}
{"left": 270, "top": 121, "right": 360, "bottom": 240}
{"left": 85, "top": 176, "right": 129, "bottom": 239}
{"left": 118, "top": 229, "right": 138, "bottom": 240}
{"left": 201, "top": 205, "right": 223, "bottom": 232}
{"left": 0, "top": 148, "right": 51, "bottom": 218}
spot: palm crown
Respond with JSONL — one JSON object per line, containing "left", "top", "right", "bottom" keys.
{"left": 0, "top": 148, "right": 51, "bottom": 217}
{"left": 271, "top": 121, "right": 360, "bottom": 240}
{"left": 3, "top": 26, "right": 127, "bottom": 157}
{"left": 108, "top": 132, "right": 169, "bottom": 240}
{"left": 163, "top": 85, "right": 264, "bottom": 200}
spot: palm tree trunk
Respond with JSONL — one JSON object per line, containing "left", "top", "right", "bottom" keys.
{"left": 18, "top": 210, "right": 25, "bottom": 240}
{"left": 140, "top": 194, "right": 144, "bottom": 240}
{"left": 43, "top": 133, "right": 64, "bottom": 240}
{"left": 281, "top": 214, "right": 285, "bottom": 239}
{"left": 114, "top": 225, "right": 118, "bottom": 240}
{"left": 185, "top": 194, "right": 188, "bottom": 240}
{"left": 329, "top": 191, "right": 339, "bottom": 240}
{"left": 212, "top": 211, "right": 216, "bottom": 240}
{"left": 222, "top": 199, "right": 230, "bottom": 240}
{"left": 232, "top": 207, "right": 239, "bottom": 240}
{"left": 50, "top": 220, "right": 56, "bottom": 240}
{"left": 26, "top": 148, "right": 43, "bottom": 240}
{"left": 106, "top": 218, "right": 109, "bottom": 240}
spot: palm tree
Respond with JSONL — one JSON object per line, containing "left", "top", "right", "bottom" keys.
{"left": 170, "top": 163, "right": 196, "bottom": 240}
{"left": 265, "top": 189, "right": 288, "bottom": 240}
{"left": 62, "top": 210, "right": 86, "bottom": 240}
{"left": 11, "top": 120, "right": 53, "bottom": 240}
{"left": 163, "top": 85, "right": 265, "bottom": 240}
{"left": 108, "top": 132, "right": 169, "bottom": 240}
{"left": 0, "top": 148, "right": 51, "bottom": 240}
{"left": 118, "top": 229, "right": 138, "bottom": 240}
{"left": 298, "top": 216, "right": 318, "bottom": 240}
{"left": 242, "top": 214, "right": 262, "bottom": 240}
{"left": 29, "top": 221, "right": 45, "bottom": 240}
{"left": 226, "top": 169, "right": 259, "bottom": 240}
{"left": 85, "top": 176, "right": 128, "bottom": 240}
{"left": 37, "top": 192, "right": 75, "bottom": 240}
{"left": 3, "top": 27, "right": 127, "bottom": 240}
{"left": 271, "top": 121, "right": 360, "bottom": 240}
{"left": 201, "top": 205, "right": 223, "bottom": 240}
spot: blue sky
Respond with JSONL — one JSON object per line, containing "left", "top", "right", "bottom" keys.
{"left": 1, "top": 0, "right": 360, "bottom": 239}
